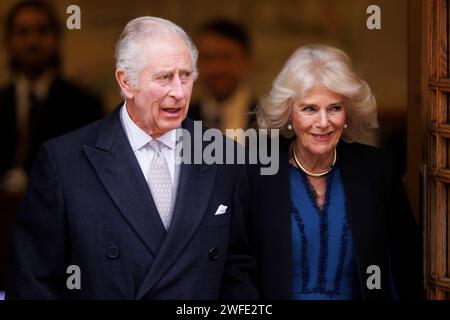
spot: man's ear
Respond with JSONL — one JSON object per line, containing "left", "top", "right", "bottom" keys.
{"left": 115, "top": 69, "right": 135, "bottom": 99}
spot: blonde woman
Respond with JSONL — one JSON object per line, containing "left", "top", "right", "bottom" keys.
{"left": 249, "top": 44, "right": 422, "bottom": 300}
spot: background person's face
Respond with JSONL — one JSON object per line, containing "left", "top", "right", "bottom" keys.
{"left": 292, "top": 84, "right": 346, "bottom": 159}
{"left": 8, "top": 8, "right": 58, "bottom": 76}
{"left": 126, "top": 36, "right": 194, "bottom": 138}
{"left": 198, "top": 33, "right": 250, "bottom": 101}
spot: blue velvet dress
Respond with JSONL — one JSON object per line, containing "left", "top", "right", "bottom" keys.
{"left": 290, "top": 164, "right": 359, "bottom": 300}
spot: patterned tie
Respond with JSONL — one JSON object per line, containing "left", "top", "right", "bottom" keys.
{"left": 147, "top": 139, "right": 173, "bottom": 230}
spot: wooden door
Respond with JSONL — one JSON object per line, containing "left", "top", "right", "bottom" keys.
{"left": 425, "top": 0, "right": 450, "bottom": 299}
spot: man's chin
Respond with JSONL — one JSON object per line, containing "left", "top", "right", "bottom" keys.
{"left": 161, "top": 119, "right": 184, "bottom": 131}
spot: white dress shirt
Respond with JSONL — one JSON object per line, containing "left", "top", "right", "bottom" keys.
{"left": 120, "top": 103, "right": 180, "bottom": 207}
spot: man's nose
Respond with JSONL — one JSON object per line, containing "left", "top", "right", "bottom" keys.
{"left": 169, "top": 76, "right": 185, "bottom": 100}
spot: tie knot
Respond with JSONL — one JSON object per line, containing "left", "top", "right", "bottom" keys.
{"left": 148, "top": 139, "right": 162, "bottom": 153}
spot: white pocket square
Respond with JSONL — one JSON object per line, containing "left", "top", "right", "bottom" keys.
{"left": 214, "top": 205, "right": 228, "bottom": 215}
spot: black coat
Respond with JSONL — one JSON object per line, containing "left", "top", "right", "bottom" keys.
{"left": 6, "top": 107, "right": 258, "bottom": 299}
{"left": 248, "top": 138, "right": 423, "bottom": 300}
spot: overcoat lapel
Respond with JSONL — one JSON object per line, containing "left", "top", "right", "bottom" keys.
{"left": 83, "top": 107, "right": 167, "bottom": 258}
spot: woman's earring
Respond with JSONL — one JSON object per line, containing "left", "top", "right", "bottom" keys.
{"left": 287, "top": 121, "right": 292, "bottom": 131}
{"left": 344, "top": 123, "right": 348, "bottom": 129}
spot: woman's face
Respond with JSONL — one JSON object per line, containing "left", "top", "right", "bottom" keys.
{"left": 292, "top": 84, "right": 346, "bottom": 158}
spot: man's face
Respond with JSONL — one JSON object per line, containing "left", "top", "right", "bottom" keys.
{"left": 124, "top": 36, "right": 194, "bottom": 138}
{"left": 197, "top": 33, "right": 250, "bottom": 101}
{"left": 8, "top": 8, "right": 58, "bottom": 76}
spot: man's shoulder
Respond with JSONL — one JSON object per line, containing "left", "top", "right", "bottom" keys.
{"left": 44, "top": 118, "right": 102, "bottom": 152}
{"left": 51, "top": 78, "right": 99, "bottom": 100}
{"left": 43, "top": 107, "right": 120, "bottom": 158}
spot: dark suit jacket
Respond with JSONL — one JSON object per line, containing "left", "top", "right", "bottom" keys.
{"left": 0, "top": 77, "right": 103, "bottom": 175}
{"left": 0, "top": 77, "right": 102, "bottom": 290}
{"left": 248, "top": 138, "right": 423, "bottom": 300}
{"left": 6, "top": 106, "right": 257, "bottom": 300}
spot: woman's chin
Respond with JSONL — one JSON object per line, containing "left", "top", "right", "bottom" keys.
{"left": 306, "top": 146, "right": 335, "bottom": 158}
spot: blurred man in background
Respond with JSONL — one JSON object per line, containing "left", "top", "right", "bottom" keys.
{"left": 0, "top": 0, "right": 102, "bottom": 292}
{"left": 0, "top": 0, "right": 103, "bottom": 192}
{"left": 189, "top": 19, "right": 257, "bottom": 137}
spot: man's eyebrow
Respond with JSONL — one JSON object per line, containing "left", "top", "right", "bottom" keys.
{"left": 154, "top": 69, "right": 173, "bottom": 75}
{"left": 179, "top": 67, "right": 193, "bottom": 73}
{"left": 154, "top": 67, "right": 193, "bottom": 75}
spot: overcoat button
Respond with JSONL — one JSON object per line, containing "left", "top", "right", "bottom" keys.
{"left": 108, "top": 245, "right": 120, "bottom": 259}
{"left": 208, "top": 248, "right": 219, "bottom": 260}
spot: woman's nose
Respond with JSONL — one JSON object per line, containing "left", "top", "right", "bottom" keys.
{"left": 315, "top": 109, "right": 328, "bottom": 127}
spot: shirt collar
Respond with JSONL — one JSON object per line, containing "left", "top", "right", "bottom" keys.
{"left": 120, "top": 102, "right": 177, "bottom": 151}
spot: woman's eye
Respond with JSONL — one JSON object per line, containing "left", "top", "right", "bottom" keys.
{"left": 302, "top": 106, "right": 315, "bottom": 112}
{"left": 329, "top": 105, "right": 342, "bottom": 112}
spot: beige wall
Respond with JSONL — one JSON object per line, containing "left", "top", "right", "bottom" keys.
{"left": 0, "top": 0, "right": 407, "bottom": 122}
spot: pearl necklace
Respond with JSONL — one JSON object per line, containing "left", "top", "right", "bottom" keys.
{"left": 292, "top": 144, "right": 336, "bottom": 177}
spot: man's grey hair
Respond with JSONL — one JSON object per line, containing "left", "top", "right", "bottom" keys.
{"left": 115, "top": 16, "right": 199, "bottom": 97}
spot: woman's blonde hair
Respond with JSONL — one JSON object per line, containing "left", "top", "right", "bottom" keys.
{"left": 257, "top": 44, "right": 378, "bottom": 141}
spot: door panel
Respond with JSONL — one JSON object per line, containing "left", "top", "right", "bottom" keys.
{"left": 426, "top": 0, "right": 450, "bottom": 299}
